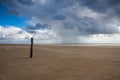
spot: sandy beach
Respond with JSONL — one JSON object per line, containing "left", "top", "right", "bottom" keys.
{"left": 0, "top": 44, "right": 120, "bottom": 80}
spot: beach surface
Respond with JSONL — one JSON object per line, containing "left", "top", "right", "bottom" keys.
{"left": 0, "top": 44, "right": 120, "bottom": 80}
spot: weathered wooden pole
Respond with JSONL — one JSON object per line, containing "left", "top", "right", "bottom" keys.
{"left": 30, "top": 37, "right": 33, "bottom": 58}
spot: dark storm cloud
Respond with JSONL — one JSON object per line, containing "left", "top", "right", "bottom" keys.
{"left": 0, "top": 37, "right": 7, "bottom": 40}
{"left": 25, "top": 23, "right": 50, "bottom": 33}
{"left": 54, "top": 0, "right": 78, "bottom": 7}
{"left": 0, "top": 0, "right": 34, "bottom": 6}
{"left": 80, "top": 0, "right": 120, "bottom": 18}
{"left": 79, "top": 17, "right": 117, "bottom": 34}
{"left": 62, "top": 22, "right": 74, "bottom": 29}
{"left": 52, "top": 14, "right": 66, "bottom": 20}
{"left": 7, "top": 9, "right": 19, "bottom": 15}
{"left": 35, "top": 23, "right": 49, "bottom": 29}
{"left": 1, "top": 0, "right": 120, "bottom": 18}
{"left": 0, "top": 0, "right": 77, "bottom": 17}
{"left": 61, "top": 17, "right": 118, "bottom": 36}
{"left": 17, "top": 0, "right": 34, "bottom": 5}
{"left": 0, "top": 0, "right": 18, "bottom": 7}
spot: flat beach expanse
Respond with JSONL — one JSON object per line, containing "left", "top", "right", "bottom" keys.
{"left": 0, "top": 44, "right": 120, "bottom": 80}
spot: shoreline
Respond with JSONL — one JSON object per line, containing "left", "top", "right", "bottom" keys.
{"left": 1, "top": 43, "right": 120, "bottom": 47}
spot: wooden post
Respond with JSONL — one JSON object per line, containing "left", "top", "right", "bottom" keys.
{"left": 30, "top": 37, "right": 33, "bottom": 58}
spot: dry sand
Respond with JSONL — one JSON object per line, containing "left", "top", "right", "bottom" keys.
{"left": 0, "top": 44, "right": 120, "bottom": 80}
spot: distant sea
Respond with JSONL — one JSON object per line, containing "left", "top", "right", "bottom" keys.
{"left": 57, "top": 43, "right": 120, "bottom": 46}
{"left": 1, "top": 39, "right": 120, "bottom": 46}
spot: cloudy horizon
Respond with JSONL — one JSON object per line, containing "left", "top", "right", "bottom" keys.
{"left": 0, "top": 0, "right": 120, "bottom": 44}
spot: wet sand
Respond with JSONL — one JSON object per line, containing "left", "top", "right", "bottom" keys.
{"left": 0, "top": 44, "right": 120, "bottom": 80}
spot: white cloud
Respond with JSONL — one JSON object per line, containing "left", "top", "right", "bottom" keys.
{"left": 0, "top": 25, "right": 59, "bottom": 44}
{"left": 0, "top": 26, "right": 31, "bottom": 40}
{"left": 31, "top": 29, "right": 59, "bottom": 40}
{"left": 86, "top": 34, "right": 120, "bottom": 43}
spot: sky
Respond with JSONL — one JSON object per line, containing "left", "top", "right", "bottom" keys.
{"left": 0, "top": 0, "right": 120, "bottom": 44}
